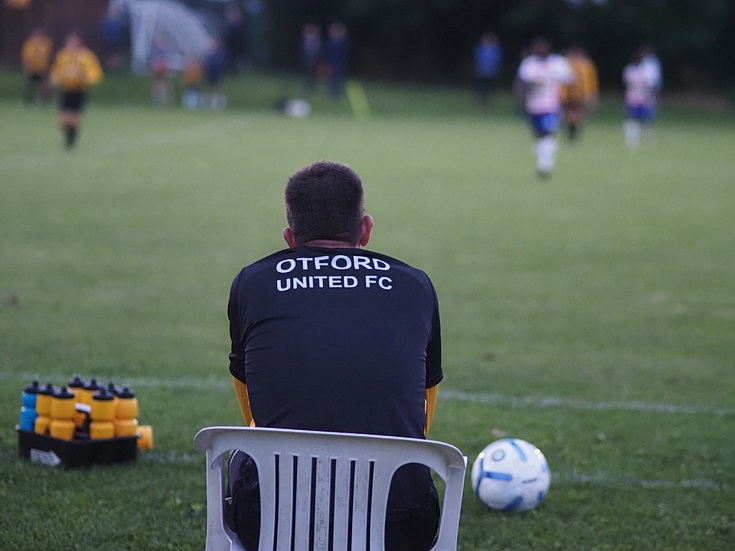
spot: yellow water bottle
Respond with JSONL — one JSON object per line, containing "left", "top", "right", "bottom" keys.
{"left": 90, "top": 387, "right": 115, "bottom": 439}
{"left": 67, "top": 374, "right": 88, "bottom": 429}
{"left": 105, "top": 382, "right": 121, "bottom": 409}
{"left": 49, "top": 386, "right": 76, "bottom": 441}
{"left": 79, "top": 378, "right": 100, "bottom": 406}
{"left": 67, "top": 374, "right": 86, "bottom": 400}
{"left": 114, "top": 386, "right": 138, "bottom": 437}
{"left": 34, "top": 383, "right": 55, "bottom": 435}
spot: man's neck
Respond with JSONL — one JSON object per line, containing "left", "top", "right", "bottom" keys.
{"left": 299, "top": 239, "right": 358, "bottom": 249}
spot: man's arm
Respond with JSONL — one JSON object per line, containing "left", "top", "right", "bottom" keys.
{"left": 228, "top": 277, "right": 253, "bottom": 426}
{"left": 232, "top": 376, "right": 255, "bottom": 426}
{"left": 424, "top": 383, "right": 439, "bottom": 436}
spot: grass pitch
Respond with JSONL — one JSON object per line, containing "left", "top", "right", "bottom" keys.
{"left": 0, "top": 72, "right": 734, "bottom": 550}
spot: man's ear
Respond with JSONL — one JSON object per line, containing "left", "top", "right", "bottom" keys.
{"left": 283, "top": 227, "right": 299, "bottom": 248}
{"left": 359, "top": 215, "right": 374, "bottom": 247}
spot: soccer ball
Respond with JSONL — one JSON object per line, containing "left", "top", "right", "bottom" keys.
{"left": 471, "top": 438, "right": 550, "bottom": 513}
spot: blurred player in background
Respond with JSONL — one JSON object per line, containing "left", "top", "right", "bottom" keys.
{"left": 50, "top": 33, "right": 103, "bottom": 150}
{"left": 560, "top": 45, "right": 599, "bottom": 142}
{"left": 622, "top": 48, "right": 660, "bottom": 149}
{"left": 516, "top": 37, "right": 573, "bottom": 178}
{"left": 181, "top": 56, "right": 204, "bottom": 109}
{"left": 639, "top": 45, "right": 662, "bottom": 93}
{"left": 150, "top": 35, "right": 172, "bottom": 104}
{"left": 21, "top": 28, "right": 53, "bottom": 105}
{"left": 324, "top": 22, "right": 349, "bottom": 97}
{"left": 473, "top": 31, "right": 503, "bottom": 106}
{"left": 299, "top": 22, "right": 322, "bottom": 94}
{"left": 203, "top": 39, "right": 227, "bottom": 109}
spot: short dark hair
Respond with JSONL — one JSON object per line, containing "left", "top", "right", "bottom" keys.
{"left": 285, "top": 161, "right": 365, "bottom": 245}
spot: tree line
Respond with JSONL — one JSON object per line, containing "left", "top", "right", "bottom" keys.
{"left": 263, "top": 0, "right": 735, "bottom": 92}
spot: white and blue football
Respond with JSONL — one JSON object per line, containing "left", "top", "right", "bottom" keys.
{"left": 470, "top": 438, "right": 550, "bottom": 512}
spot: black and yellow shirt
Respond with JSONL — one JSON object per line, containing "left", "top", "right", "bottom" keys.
{"left": 50, "top": 47, "right": 103, "bottom": 91}
{"left": 21, "top": 36, "right": 53, "bottom": 75}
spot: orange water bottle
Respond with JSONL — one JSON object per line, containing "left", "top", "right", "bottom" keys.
{"left": 34, "top": 383, "right": 55, "bottom": 435}
{"left": 114, "top": 386, "right": 138, "bottom": 437}
{"left": 49, "top": 386, "right": 76, "bottom": 441}
{"left": 90, "top": 387, "right": 116, "bottom": 439}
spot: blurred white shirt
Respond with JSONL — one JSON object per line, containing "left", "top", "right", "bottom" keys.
{"left": 517, "top": 54, "right": 573, "bottom": 114}
{"left": 623, "top": 62, "right": 658, "bottom": 107}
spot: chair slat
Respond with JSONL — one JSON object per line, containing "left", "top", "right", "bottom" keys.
{"left": 310, "top": 455, "right": 332, "bottom": 550}
{"left": 330, "top": 455, "right": 352, "bottom": 549}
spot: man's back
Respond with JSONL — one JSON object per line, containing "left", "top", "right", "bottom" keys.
{"left": 228, "top": 246, "right": 442, "bottom": 438}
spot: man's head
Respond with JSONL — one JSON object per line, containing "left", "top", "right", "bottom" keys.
{"left": 530, "top": 37, "right": 551, "bottom": 59}
{"left": 65, "top": 33, "right": 83, "bottom": 50}
{"left": 283, "top": 161, "right": 373, "bottom": 248}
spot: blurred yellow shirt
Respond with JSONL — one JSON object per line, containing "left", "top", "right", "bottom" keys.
{"left": 21, "top": 36, "right": 53, "bottom": 75}
{"left": 50, "top": 47, "right": 103, "bottom": 91}
{"left": 561, "top": 55, "right": 599, "bottom": 104}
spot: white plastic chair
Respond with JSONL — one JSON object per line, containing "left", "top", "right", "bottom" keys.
{"left": 194, "top": 426, "right": 466, "bottom": 551}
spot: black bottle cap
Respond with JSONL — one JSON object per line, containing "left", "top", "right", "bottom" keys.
{"left": 67, "top": 374, "right": 86, "bottom": 389}
{"left": 83, "top": 378, "right": 100, "bottom": 391}
{"left": 118, "top": 386, "right": 136, "bottom": 399}
{"left": 92, "top": 387, "right": 114, "bottom": 401}
{"left": 39, "top": 382, "right": 56, "bottom": 396}
{"left": 55, "top": 386, "right": 75, "bottom": 400}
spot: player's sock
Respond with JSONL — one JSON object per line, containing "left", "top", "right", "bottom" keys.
{"left": 624, "top": 119, "right": 640, "bottom": 149}
{"left": 64, "top": 125, "right": 77, "bottom": 149}
{"left": 567, "top": 123, "right": 578, "bottom": 141}
{"left": 643, "top": 123, "right": 656, "bottom": 143}
{"left": 536, "top": 136, "right": 557, "bottom": 175}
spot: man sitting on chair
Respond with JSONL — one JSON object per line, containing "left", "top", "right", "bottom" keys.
{"left": 227, "top": 160, "right": 443, "bottom": 550}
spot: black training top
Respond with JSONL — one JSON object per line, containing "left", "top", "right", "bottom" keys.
{"left": 228, "top": 246, "right": 443, "bottom": 514}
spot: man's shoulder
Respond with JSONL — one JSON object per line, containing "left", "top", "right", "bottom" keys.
{"left": 236, "top": 248, "right": 291, "bottom": 276}
{"left": 549, "top": 54, "right": 571, "bottom": 69}
{"left": 234, "top": 247, "right": 433, "bottom": 285}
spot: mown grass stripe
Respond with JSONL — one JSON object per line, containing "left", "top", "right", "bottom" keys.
{"left": 3, "top": 372, "right": 732, "bottom": 416}
{"left": 440, "top": 390, "right": 735, "bottom": 417}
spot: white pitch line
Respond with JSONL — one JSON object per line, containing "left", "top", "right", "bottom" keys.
{"left": 553, "top": 471, "right": 731, "bottom": 492}
{"left": 139, "top": 451, "right": 200, "bottom": 465}
{"left": 439, "top": 390, "right": 735, "bottom": 417}
{"left": 2, "top": 372, "right": 732, "bottom": 416}
{"left": 135, "top": 452, "right": 731, "bottom": 492}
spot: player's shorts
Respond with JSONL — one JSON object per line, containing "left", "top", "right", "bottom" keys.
{"left": 528, "top": 113, "right": 561, "bottom": 137}
{"left": 60, "top": 90, "right": 86, "bottom": 112}
{"left": 625, "top": 104, "right": 655, "bottom": 123}
{"left": 28, "top": 73, "right": 45, "bottom": 84}
{"left": 563, "top": 100, "right": 585, "bottom": 112}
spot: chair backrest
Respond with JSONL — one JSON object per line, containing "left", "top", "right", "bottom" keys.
{"left": 194, "top": 426, "right": 466, "bottom": 551}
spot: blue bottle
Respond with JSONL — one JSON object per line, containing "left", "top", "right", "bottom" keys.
{"left": 19, "top": 380, "right": 40, "bottom": 431}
